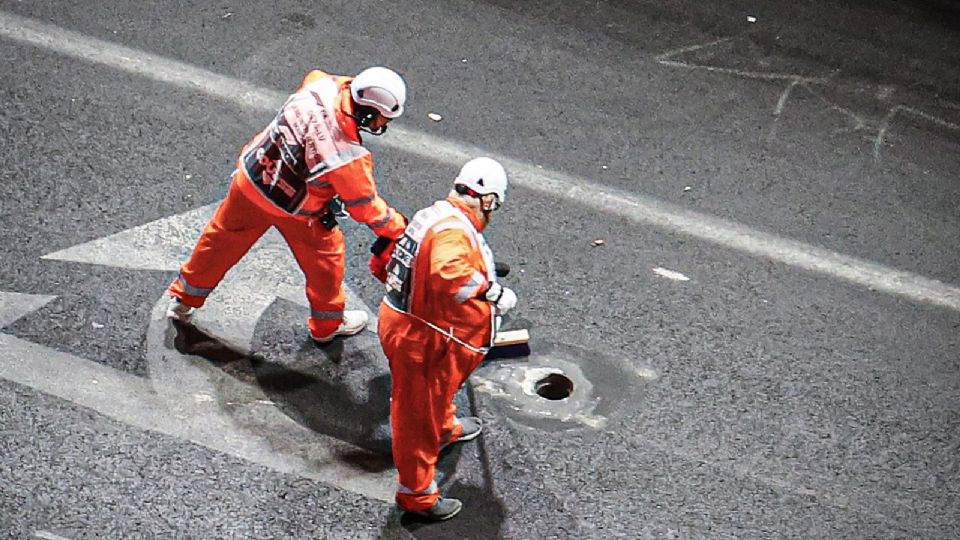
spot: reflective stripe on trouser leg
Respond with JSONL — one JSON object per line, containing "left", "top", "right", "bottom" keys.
{"left": 169, "top": 179, "right": 271, "bottom": 308}
{"left": 383, "top": 325, "right": 447, "bottom": 511}
{"left": 309, "top": 309, "right": 344, "bottom": 337}
{"left": 386, "top": 326, "right": 487, "bottom": 512}
{"left": 275, "top": 216, "right": 346, "bottom": 337}
{"left": 397, "top": 480, "right": 438, "bottom": 497}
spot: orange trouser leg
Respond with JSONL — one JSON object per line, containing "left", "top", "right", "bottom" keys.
{"left": 380, "top": 304, "right": 484, "bottom": 511}
{"left": 439, "top": 348, "right": 485, "bottom": 442}
{"left": 168, "top": 179, "right": 271, "bottom": 307}
{"left": 275, "top": 218, "right": 346, "bottom": 338}
{"left": 389, "top": 348, "right": 444, "bottom": 510}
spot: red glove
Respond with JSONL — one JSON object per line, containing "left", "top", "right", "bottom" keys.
{"left": 369, "top": 238, "right": 396, "bottom": 283}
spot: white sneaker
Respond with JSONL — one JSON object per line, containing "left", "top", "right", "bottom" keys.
{"left": 311, "top": 310, "right": 369, "bottom": 344}
{"left": 165, "top": 297, "right": 196, "bottom": 322}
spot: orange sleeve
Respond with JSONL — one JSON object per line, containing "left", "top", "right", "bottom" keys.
{"left": 300, "top": 69, "right": 329, "bottom": 87}
{"left": 428, "top": 229, "right": 489, "bottom": 303}
{"left": 325, "top": 154, "right": 406, "bottom": 239}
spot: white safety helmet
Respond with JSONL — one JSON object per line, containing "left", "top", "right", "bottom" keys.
{"left": 454, "top": 157, "right": 508, "bottom": 209}
{"left": 350, "top": 67, "right": 406, "bottom": 119}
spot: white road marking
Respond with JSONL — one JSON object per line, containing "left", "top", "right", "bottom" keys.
{"left": 41, "top": 204, "right": 396, "bottom": 502}
{"left": 34, "top": 531, "right": 71, "bottom": 540}
{"left": 1, "top": 10, "right": 959, "bottom": 311}
{"left": 652, "top": 267, "right": 690, "bottom": 281}
{"left": 3, "top": 10, "right": 957, "bottom": 312}
{"left": 0, "top": 289, "right": 394, "bottom": 502}
{"left": 0, "top": 292, "right": 56, "bottom": 328}
{"left": 0, "top": 11, "right": 948, "bottom": 529}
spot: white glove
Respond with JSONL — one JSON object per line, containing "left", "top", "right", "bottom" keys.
{"left": 485, "top": 282, "right": 518, "bottom": 315}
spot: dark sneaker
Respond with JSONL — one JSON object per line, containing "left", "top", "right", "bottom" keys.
{"left": 401, "top": 497, "right": 462, "bottom": 521}
{"left": 440, "top": 416, "right": 482, "bottom": 451}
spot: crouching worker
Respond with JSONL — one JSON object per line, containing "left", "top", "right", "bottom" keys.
{"left": 373, "top": 157, "right": 518, "bottom": 521}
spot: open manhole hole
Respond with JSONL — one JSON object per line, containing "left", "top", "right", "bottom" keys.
{"left": 472, "top": 341, "right": 655, "bottom": 430}
{"left": 535, "top": 373, "right": 574, "bottom": 400}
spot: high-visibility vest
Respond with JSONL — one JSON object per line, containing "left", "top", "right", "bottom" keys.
{"left": 384, "top": 199, "right": 497, "bottom": 352}
{"left": 240, "top": 72, "right": 370, "bottom": 216}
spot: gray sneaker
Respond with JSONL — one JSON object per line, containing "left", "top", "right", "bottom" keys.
{"left": 440, "top": 416, "right": 482, "bottom": 451}
{"left": 401, "top": 497, "right": 462, "bottom": 521}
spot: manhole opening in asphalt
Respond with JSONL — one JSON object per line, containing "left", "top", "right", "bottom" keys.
{"left": 535, "top": 373, "right": 574, "bottom": 400}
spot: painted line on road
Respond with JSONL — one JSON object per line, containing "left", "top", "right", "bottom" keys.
{"left": 0, "top": 290, "right": 394, "bottom": 502}
{"left": 1, "top": 9, "right": 958, "bottom": 313}
{"left": 38, "top": 203, "right": 399, "bottom": 502}
{"left": 34, "top": 531, "right": 72, "bottom": 540}
{"left": 652, "top": 267, "right": 690, "bottom": 281}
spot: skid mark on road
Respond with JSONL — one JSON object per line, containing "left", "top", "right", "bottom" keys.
{"left": 875, "top": 105, "right": 960, "bottom": 159}
{"left": 656, "top": 37, "right": 960, "bottom": 161}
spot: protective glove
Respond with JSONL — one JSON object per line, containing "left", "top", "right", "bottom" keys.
{"left": 369, "top": 236, "right": 396, "bottom": 283}
{"left": 484, "top": 282, "right": 518, "bottom": 315}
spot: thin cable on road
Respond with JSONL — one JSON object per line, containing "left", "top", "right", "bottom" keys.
{"left": 2, "top": 9, "right": 958, "bottom": 312}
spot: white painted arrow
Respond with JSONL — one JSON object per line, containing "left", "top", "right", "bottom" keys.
{"left": 37, "top": 204, "right": 396, "bottom": 502}
{"left": 0, "top": 291, "right": 56, "bottom": 328}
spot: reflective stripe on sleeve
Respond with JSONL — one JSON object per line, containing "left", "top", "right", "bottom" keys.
{"left": 341, "top": 193, "right": 376, "bottom": 207}
{"left": 367, "top": 211, "right": 393, "bottom": 230}
{"left": 454, "top": 271, "right": 487, "bottom": 304}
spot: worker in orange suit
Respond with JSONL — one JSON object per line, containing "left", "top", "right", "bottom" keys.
{"left": 166, "top": 66, "right": 409, "bottom": 344}
{"left": 373, "top": 157, "right": 518, "bottom": 521}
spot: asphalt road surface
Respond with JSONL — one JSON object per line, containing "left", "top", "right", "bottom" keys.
{"left": 1, "top": 1, "right": 958, "bottom": 538}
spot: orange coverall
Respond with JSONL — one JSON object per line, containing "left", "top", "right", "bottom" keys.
{"left": 378, "top": 196, "right": 498, "bottom": 511}
{"left": 168, "top": 70, "right": 406, "bottom": 337}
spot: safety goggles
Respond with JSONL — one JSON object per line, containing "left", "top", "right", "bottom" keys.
{"left": 455, "top": 184, "right": 502, "bottom": 211}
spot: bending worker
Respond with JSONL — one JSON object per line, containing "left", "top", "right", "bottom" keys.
{"left": 373, "top": 157, "right": 518, "bottom": 521}
{"left": 166, "top": 66, "right": 409, "bottom": 344}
